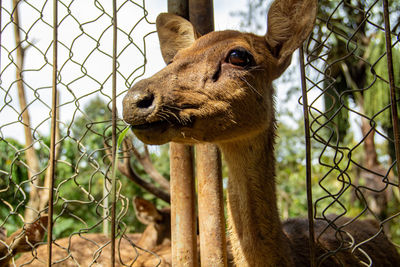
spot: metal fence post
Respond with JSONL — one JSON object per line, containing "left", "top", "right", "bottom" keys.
{"left": 167, "top": 1, "right": 226, "bottom": 266}
{"left": 382, "top": 0, "right": 400, "bottom": 184}
{"left": 299, "top": 46, "right": 315, "bottom": 267}
{"left": 196, "top": 145, "right": 227, "bottom": 266}
{"left": 46, "top": 0, "right": 58, "bottom": 265}
{"left": 110, "top": 0, "right": 118, "bottom": 266}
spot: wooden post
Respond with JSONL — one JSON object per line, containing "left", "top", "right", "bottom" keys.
{"left": 167, "top": 2, "right": 198, "bottom": 266}
{"left": 166, "top": 1, "right": 226, "bottom": 266}
{"left": 196, "top": 145, "right": 227, "bottom": 266}
{"left": 189, "top": 0, "right": 214, "bottom": 35}
{"left": 170, "top": 144, "right": 197, "bottom": 266}
{"left": 189, "top": 1, "right": 227, "bottom": 266}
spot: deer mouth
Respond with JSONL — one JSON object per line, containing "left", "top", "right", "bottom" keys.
{"left": 130, "top": 116, "right": 195, "bottom": 132}
{"left": 128, "top": 103, "right": 197, "bottom": 142}
{"left": 130, "top": 120, "right": 171, "bottom": 131}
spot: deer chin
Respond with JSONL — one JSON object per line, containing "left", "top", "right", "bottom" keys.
{"left": 132, "top": 124, "right": 174, "bottom": 145}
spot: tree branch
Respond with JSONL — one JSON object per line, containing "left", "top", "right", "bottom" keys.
{"left": 104, "top": 140, "right": 170, "bottom": 203}
{"left": 40, "top": 96, "right": 61, "bottom": 211}
{"left": 123, "top": 138, "right": 170, "bottom": 192}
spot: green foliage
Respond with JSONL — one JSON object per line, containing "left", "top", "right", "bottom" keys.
{"left": 275, "top": 116, "right": 365, "bottom": 220}
{"left": 0, "top": 138, "right": 29, "bottom": 233}
{"left": 323, "top": 72, "right": 351, "bottom": 144}
{"left": 364, "top": 32, "right": 400, "bottom": 129}
{"left": 0, "top": 138, "right": 28, "bottom": 190}
{"left": 151, "top": 145, "right": 170, "bottom": 182}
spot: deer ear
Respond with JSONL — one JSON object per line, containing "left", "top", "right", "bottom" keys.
{"left": 265, "top": 0, "right": 317, "bottom": 71}
{"left": 156, "top": 13, "right": 201, "bottom": 64}
{"left": 133, "top": 197, "right": 162, "bottom": 225}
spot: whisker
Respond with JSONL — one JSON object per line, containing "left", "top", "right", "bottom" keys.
{"left": 160, "top": 108, "right": 182, "bottom": 124}
{"left": 239, "top": 76, "right": 263, "bottom": 98}
{"left": 165, "top": 109, "right": 183, "bottom": 124}
{"left": 156, "top": 113, "right": 170, "bottom": 122}
{"left": 164, "top": 105, "right": 183, "bottom": 111}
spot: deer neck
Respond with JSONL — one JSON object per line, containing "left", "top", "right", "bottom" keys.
{"left": 219, "top": 130, "right": 294, "bottom": 267}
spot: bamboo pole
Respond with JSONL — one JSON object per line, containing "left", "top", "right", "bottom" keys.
{"left": 170, "top": 144, "right": 197, "bottom": 266}
{"left": 167, "top": 2, "right": 198, "bottom": 266}
{"left": 189, "top": 1, "right": 227, "bottom": 266}
{"left": 196, "top": 145, "right": 227, "bottom": 266}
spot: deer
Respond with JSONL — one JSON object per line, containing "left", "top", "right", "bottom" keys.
{"left": 1, "top": 198, "right": 172, "bottom": 266}
{"left": 0, "top": 215, "right": 48, "bottom": 267}
{"left": 3, "top": 202, "right": 231, "bottom": 266}
{"left": 122, "top": 0, "right": 400, "bottom": 266}
{"left": 132, "top": 197, "right": 171, "bottom": 251}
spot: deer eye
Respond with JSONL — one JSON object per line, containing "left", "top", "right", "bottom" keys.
{"left": 226, "top": 49, "right": 254, "bottom": 68}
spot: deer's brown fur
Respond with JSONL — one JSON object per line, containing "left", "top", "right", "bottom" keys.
{"left": 122, "top": 0, "right": 400, "bottom": 266}
{"left": 133, "top": 197, "right": 171, "bottom": 251}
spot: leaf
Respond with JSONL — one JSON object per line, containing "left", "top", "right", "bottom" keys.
{"left": 117, "top": 126, "right": 130, "bottom": 149}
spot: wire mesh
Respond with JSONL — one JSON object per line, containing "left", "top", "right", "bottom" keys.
{"left": 1, "top": 0, "right": 400, "bottom": 266}
{"left": 303, "top": 0, "right": 400, "bottom": 265}
{"left": 0, "top": 0, "right": 171, "bottom": 266}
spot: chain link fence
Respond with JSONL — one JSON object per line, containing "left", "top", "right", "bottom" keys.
{"left": 0, "top": 0, "right": 400, "bottom": 266}
{"left": 302, "top": 0, "right": 400, "bottom": 264}
{"left": 1, "top": 0, "right": 172, "bottom": 266}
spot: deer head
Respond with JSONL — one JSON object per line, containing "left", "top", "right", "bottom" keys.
{"left": 123, "top": 0, "right": 317, "bottom": 146}
{"left": 0, "top": 215, "right": 48, "bottom": 267}
{"left": 133, "top": 197, "right": 171, "bottom": 250}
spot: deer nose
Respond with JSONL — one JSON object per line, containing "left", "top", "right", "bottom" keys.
{"left": 133, "top": 90, "right": 155, "bottom": 110}
{"left": 123, "top": 88, "right": 155, "bottom": 124}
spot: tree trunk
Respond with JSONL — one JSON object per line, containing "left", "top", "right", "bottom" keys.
{"left": 359, "top": 100, "right": 390, "bottom": 220}
{"left": 13, "top": 0, "right": 42, "bottom": 222}
{"left": 39, "top": 96, "right": 61, "bottom": 211}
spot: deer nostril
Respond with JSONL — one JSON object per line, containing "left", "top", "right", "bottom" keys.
{"left": 137, "top": 93, "right": 154, "bottom": 109}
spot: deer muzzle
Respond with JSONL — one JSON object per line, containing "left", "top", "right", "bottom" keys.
{"left": 123, "top": 78, "right": 157, "bottom": 123}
